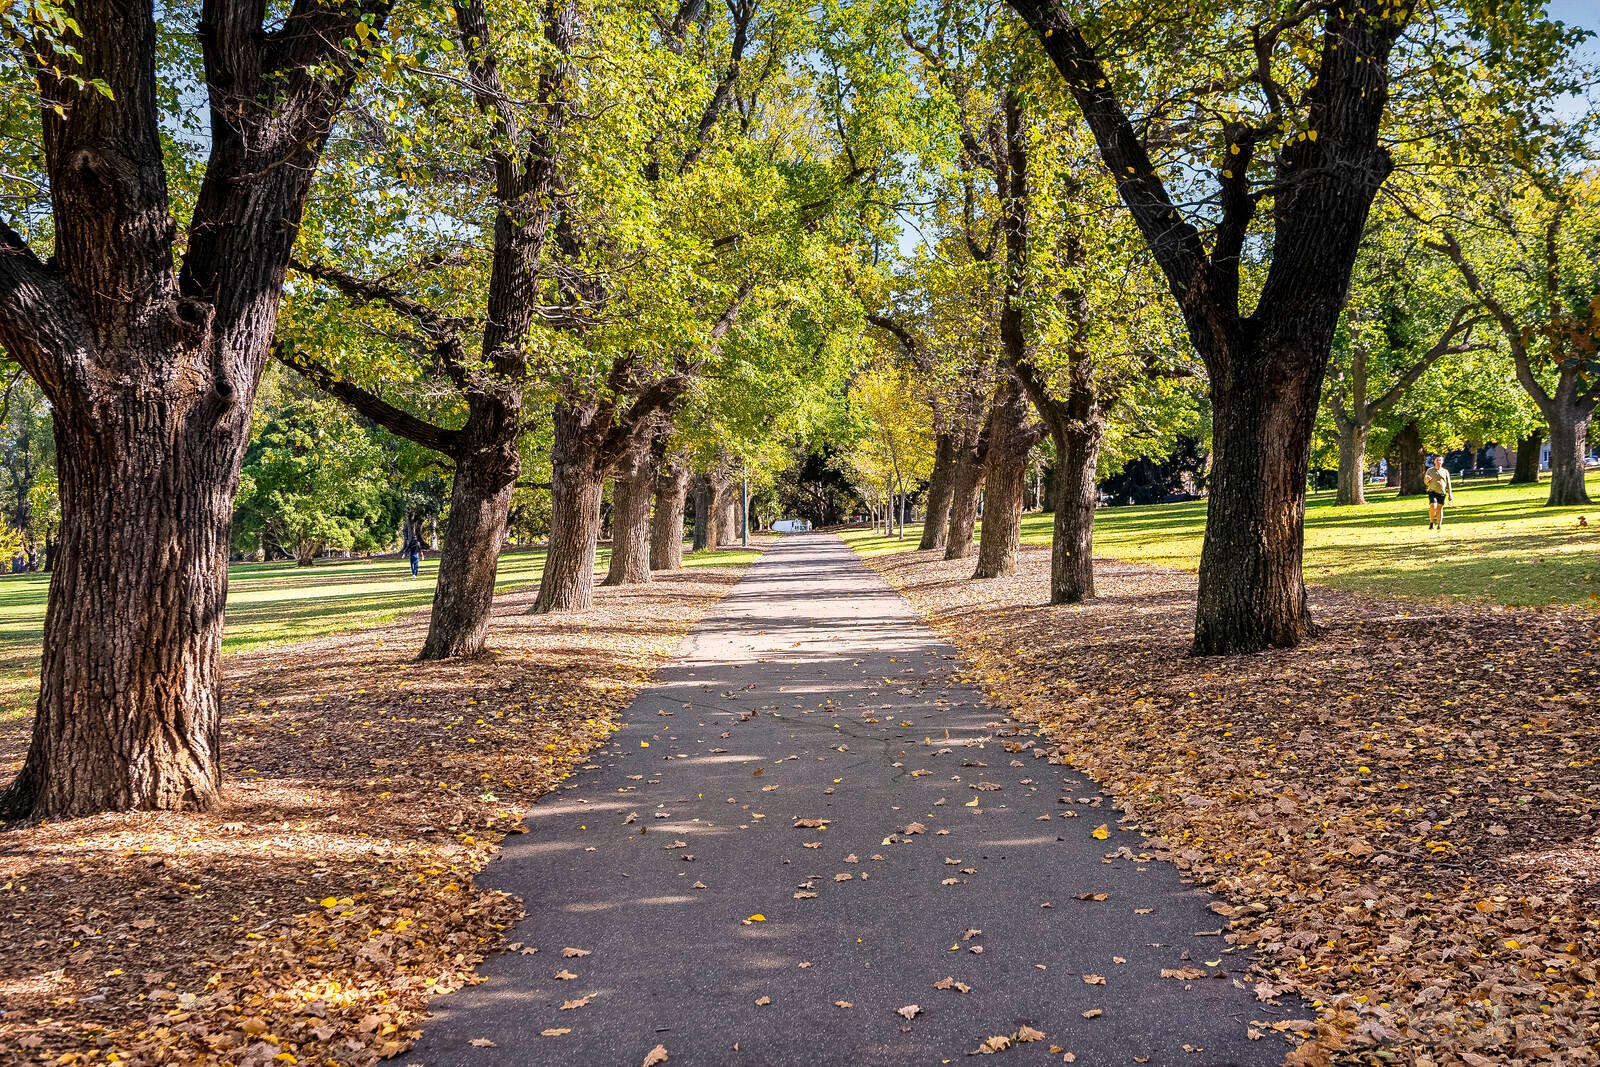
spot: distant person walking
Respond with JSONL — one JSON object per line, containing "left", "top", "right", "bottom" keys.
{"left": 405, "top": 532, "right": 423, "bottom": 577}
{"left": 1425, "top": 455, "right": 1454, "bottom": 530}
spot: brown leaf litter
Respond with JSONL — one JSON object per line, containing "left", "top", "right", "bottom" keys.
{"left": 0, "top": 559, "right": 754, "bottom": 1064}
{"left": 861, "top": 545, "right": 1600, "bottom": 1065}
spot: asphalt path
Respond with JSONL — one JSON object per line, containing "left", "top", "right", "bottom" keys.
{"left": 404, "top": 534, "right": 1304, "bottom": 1067}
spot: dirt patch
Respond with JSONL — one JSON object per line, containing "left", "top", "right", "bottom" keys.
{"left": 0, "top": 561, "right": 753, "bottom": 1065}
{"left": 863, "top": 546, "right": 1600, "bottom": 1066}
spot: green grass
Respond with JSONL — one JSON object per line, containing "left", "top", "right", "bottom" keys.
{"left": 842, "top": 471, "right": 1600, "bottom": 609}
{"left": 0, "top": 541, "right": 760, "bottom": 722}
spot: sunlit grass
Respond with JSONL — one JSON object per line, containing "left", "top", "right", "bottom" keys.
{"left": 0, "top": 540, "right": 755, "bottom": 723}
{"left": 842, "top": 471, "right": 1600, "bottom": 609}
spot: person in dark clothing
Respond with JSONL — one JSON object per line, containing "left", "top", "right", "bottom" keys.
{"left": 405, "top": 533, "right": 423, "bottom": 577}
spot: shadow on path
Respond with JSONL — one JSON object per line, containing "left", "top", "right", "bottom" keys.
{"left": 403, "top": 535, "right": 1305, "bottom": 1066}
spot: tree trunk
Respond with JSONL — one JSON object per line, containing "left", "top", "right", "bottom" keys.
{"left": 919, "top": 432, "right": 957, "bottom": 551}
{"left": 973, "top": 376, "right": 1040, "bottom": 579}
{"left": 717, "top": 486, "right": 739, "bottom": 546}
{"left": 705, "top": 461, "right": 733, "bottom": 550}
{"left": 1335, "top": 419, "right": 1369, "bottom": 506}
{"left": 0, "top": 404, "right": 243, "bottom": 818}
{"left": 3, "top": 430, "right": 230, "bottom": 818}
{"left": 1511, "top": 430, "right": 1542, "bottom": 484}
{"left": 1047, "top": 412, "right": 1103, "bottom": 603}
{"left": 1395, "top": 422, "right": 1426, "bottom": 497}
{"left": 1546, "top": 408, "right": 1593, "bottom": 506}
{"left": 1191, "top": 349, "right": 1324, "bottom": 657}
{"left": 532, "top": 410, "right": 604, "bottom": 614}
{"left": 603, "top": 436, "right": 655, "bottom": 586}
{"left": 651, "top": 447, "right": 690, "bottom": 571}
{"left": 419, "top": 438, "right": 518, "bottom": 659}
{"left": 944, "top": 449, "right": 983, "bottom": 560}
{"left": 692, "top": 476, "right": 709, "bottom": 550}
{"left": 0, "top": 0, "right": 393, "bottom": 820}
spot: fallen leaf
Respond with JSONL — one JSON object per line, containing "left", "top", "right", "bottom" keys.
{"left": 642, "top": 1043, "right": 669, "bottom": 1066}
{"left": 470, "top": 1038, "right": 498, "bottom": 1048}
{"left": 562, "top": 947, "right": 591, "bottom": 958}
{"left": 1091, "top": 824, "right": 1110, "bottom": 840}
{"left": 554, "top": 969, "right": 578, "bottom": 980}
{"left": 541, "top": 1028, "right": 571, "bottom": 1038}
{"left": 896, "top": 1004, "right": 921, "bottom": 1020}
{"left": 1017, "top": 1025, "right": 1046, "bottom": 1043}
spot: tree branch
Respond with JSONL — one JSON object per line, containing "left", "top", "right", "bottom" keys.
{"left": 0, "top": 222, "right": 74, "bottom": 400}
{"left": 276, "top": 346, "right": 461, "bottom": 455}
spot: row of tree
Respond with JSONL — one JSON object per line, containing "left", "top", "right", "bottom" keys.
{"left": 0, "top": 0, "right": 1595, "bottom": 818}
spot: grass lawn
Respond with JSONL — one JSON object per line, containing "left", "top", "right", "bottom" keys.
{"left": 0, "top": 542, "right": 759, "bottom": 722}
{"left": 843, "top": 471, "right": 1600, "bottom": 609}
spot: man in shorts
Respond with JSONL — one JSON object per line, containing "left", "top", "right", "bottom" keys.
{"left": 1424, "top": 454, "right": 1453, "bottom": 529}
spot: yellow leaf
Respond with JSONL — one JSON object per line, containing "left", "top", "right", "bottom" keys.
{"left": 746, "top": 913, "right": 766, "bottom": 923}
{"left": 320, "top": 897, "right": 338, "bottom": 908}
{"left": 1091, "top": 824, "right": 1109, "bottom": 840}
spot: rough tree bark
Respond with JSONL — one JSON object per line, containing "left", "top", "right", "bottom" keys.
{"left": 1010, "top": 0, "right": 1411, "bottom": 654}
{"left": 973, "top": 372, "right": 1043, "bottom": 579}
{"left": 919, "top": 432, "right": 956, "bottom": 551}
{"left": 651, "top": 443, "right": 691, "bottom": 570}
{"left": 704, "top": 456, "right": 734, "bottom": 550}
{"left": 533, "top": 402, "right": 608, "bottom": 613}
{"left": 691, "top": 476, "right": 710, "bottom": 550}
{"left": 1511, "top": 430, "right": 1543, "bottom": 484}
{"left": 604, "top": 432, "right": 657, "bottom": 586}
{"left": 1394, "top": 421, "right": 1426, "bottom": 496}
{"left": 0, "top": 0, "right": 392, "bottom": 818}
{"left": 944, "top": 437, "right": 984, "bottom": 561}
{"left": 1335, "top": 421, "right": 1371, "bottom": 506}
{"left": 1546, "top": 406, "right": 1593, "bottom": 505}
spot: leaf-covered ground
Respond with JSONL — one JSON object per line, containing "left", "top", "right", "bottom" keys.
{"left": 0, "top": 557, "right": 756, "bottom": 1066}
{"left": 856, "top": 543, "right": 1600, "bottom": 1066}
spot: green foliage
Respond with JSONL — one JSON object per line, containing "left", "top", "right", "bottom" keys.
{"left": 234, "top": 395, "right": 394, "bottom": 565}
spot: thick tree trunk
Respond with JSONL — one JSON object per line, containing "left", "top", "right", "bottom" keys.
{"left": 919, "top": 432, "right": 957, "bottom": 551}
{"left": 651, "top": 447, "right": 690, "bottom": 571}
{"left": 1191, "top": 349, "right": 1324, "bottom": 657}
{"left": 1545, "top": 409, "right": 1593, "bottom": 506}
{"left": 692, "top": 477, "right": 710, "bottom": 550}
{"left": 973, "top": 376, "right": 1040, "bottom": 579}
{"left": 1511, "top": 430, "right": 1542, "bottom": 484}
{"left": 1335, "top": 420, "right": 1369, "bottom": 506}
{"left": 944, "top": 450, "right": 983, "bottom": 560}
{"left": 1048, "top": 417, "right": 1102, "bottom": 604}
{"left": 1395, "top": 422, "right": 1426, "bottom": 497}
{"left": 419, "top": 438, "right": 517, "bottom": 659}
{"left": 705, "top": 462, "right": 733, "bottom": 550}
{"left": 0, "top": 0, "right": 391, "bottom": 819}
{"left": 1384, "top": 451, "right": 1401, "bottom": 488}
{"left": 533, "top": 411, "right": 604, "bottom": 614}
{"left": 603, "top": 437, "right": 655, "bottom": 586}
{"left": 0, "top": 411, "right": 242, "bottom": 818}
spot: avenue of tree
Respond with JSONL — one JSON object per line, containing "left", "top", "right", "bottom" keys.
{"left": 0, "top": 0, "right": 1594, "bottom": 817}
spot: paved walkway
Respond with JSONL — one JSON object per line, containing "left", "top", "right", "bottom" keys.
{"left": 405, "top": 535, "right": 1301, "bottom": 1066}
